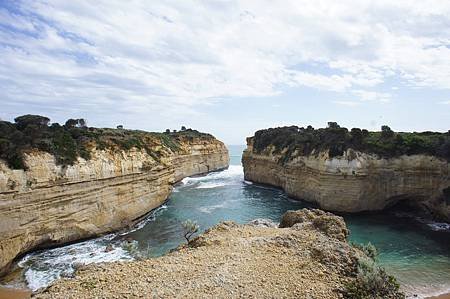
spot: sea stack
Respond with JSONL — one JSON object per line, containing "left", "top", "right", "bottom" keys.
{"left": 242, "top": 125, "right": 450, "bottom": 220}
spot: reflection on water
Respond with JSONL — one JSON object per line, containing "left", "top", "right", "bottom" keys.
{"left": 6, "top": 145, "right": 450, "bottom": 297}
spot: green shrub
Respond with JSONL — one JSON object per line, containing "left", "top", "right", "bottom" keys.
{"left": 344, "top": 256, "right": 404, "bottom": 299}
{"left": 0, "top": 114, "right": 214, "bottom": 169}
{"left": 344, "top": 243, "right": 404, "bottom": 298}
{"left": 351, "top": 242, "right": 378, "bottom": 260}
{"left": 252, "top": 124, "right": 450, "bottom": 164}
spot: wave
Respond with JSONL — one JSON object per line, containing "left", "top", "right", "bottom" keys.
{"left": 196, "top": 182, "right": 227, "bottom": 189}
{"left": 178, "top": 165, "right": 244, "bottom": 190}
{"left": 198, "top": 203, "right": 227, "bottom": 213}
{"left": 124, "top": 205, "right": 168, "bottom": 234}
{"left": 181, "top": 165, "right": 243, "bottom": 184}
{"left": 427, "top": 222, "right": 450, "bottom": 232}
{"left": 18, "top": 236, "right": 132, "bottom": 291}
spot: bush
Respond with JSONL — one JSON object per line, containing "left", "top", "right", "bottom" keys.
{"left": 252, "top": 123, "right": 450, "bottom": 164}
{"left": 344, "top": 256, "right": 404, "bottom": 299}
{"left": 351, "top": 242, "right": 378, "bottom": 260}
{"left": 0, "top": 115, "right": 213, "bottom": 169}
{"left": 182, "top": 219, "right": 199, "bottom": 244}
{"left": 344, "top": 243, "right": 403, "bottom": 298}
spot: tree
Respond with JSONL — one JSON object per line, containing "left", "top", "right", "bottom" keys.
{"left": 117, "top": 125, "right": 124, "bottom": 129}
{"left": 181, "top": 126, "right": 186, "bottom": 131}
{"left": 361, "top": 129, "right": 369, "bottom": 137}
{"left": 14, "top": 115, "right": 50, "bottom": 129}
{"left": 182, "top": 219, "right": 199, "bottom": 244}
{"left": 381, "top": 125, "right": 394, "bottom": 139}
{"left": 65, "top": 118, "right": 87, "bottom": 128}
{"left": 327, "top": 122, "right": 340, "bottom": 129}
{"left": 165, "top": 129, "right": 170, "bottom": 133}
{"left": 350, "top": 128, "right": 363, "bottom": 146}
{"left": 78, "top": 118, "right": 87, "bottom": 128}
{"left": 65, "top": 119, "right": 78, "bottom": 128}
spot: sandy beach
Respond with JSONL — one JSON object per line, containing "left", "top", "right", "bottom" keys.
{"left": 427, "top": 293, "right": 450, "bottom": 299}
{"left": 0, "top": 286, "right": 31, "bottom": 299}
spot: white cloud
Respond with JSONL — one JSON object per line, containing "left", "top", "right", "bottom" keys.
{"left": 352, "top": 90, "right": 391, "bottom": 103}
{"left": 333, "top": 100, "right": 361, "bottom": 107}
{"left": 1, "top": 0, "right": 450, "bottom": 121}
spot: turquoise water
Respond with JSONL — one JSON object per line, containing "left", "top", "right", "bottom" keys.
{"left": 10, "top": 145, "right": 450, "bottom": 297}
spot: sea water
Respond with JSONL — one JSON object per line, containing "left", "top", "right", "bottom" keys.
{"left": 5, "top": 145, "right": 450, "bottom": 297}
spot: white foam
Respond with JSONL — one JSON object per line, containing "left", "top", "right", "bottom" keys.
{"left": 198, "top": 202, "right": 227, "bottom": 213}
{"left": 18, "top": 235, "right": 133, "bottom": 291}
{"left": 413, "top": 216, "right": 450, "bottom": 232}
{"left": 126, "top": 205, "right": 168, "bottom": 234}
{"left": 427, "top": 222, "right": 450, "bottom": 232}
{"left": 196, "top": 182, "right": 227, "bottom": 189}
{"left": 180, "top": 165, "right": 243, "bottom": 186}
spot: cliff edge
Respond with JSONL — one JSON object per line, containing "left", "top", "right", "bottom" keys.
{"left": 242, "top": 125, "right": 450, "bottom": 220}
{"left": 0, "top": 118, "right": 229, "bottom": 276}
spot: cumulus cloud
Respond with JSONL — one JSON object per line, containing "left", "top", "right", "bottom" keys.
{"left": 1, "top": 0, "right": 450, "bottom": 121}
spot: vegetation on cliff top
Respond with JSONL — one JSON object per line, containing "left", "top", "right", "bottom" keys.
{"left": 0, "top": 114, "right": 214, "bottom": 169}
{"left": 252, "top": 122, "right": 450, "bottom": 163}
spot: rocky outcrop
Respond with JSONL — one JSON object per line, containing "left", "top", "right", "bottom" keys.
{"left": 35, "top": 209, "right": 403, "bottom": 299}
{"left": 0, "top": 136, "right": 228, "bottom": 276}
{"left": 243, "top": 137, "right": 450, "bottom": 220}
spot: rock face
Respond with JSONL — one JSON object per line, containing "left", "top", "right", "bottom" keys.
{"left": 35, "top": 209, "right": 385, "bottom": 299}
{"left": 0, "top": 136, "right": 228, "bottom": 276}
{"left": 243, "top": 137, "right": 450, "bottom": 220}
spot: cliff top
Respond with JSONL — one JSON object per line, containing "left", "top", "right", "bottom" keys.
{"left": 250, "top": 123, "right": 450, "bottom": 163}
{"left": 0, "top": 114, "right": 217, "bottom": 169}
{"left": 35, "top": 209, "right": 403, "bottom": 299}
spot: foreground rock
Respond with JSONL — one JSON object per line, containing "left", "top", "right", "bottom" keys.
{"left": 0, "top": 132, "right": 228, "bottom": 275}
{"left": 35, "top": 209, "right": 403, "bottom": 299}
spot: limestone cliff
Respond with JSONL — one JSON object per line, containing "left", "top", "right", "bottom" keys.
{"left": 0, "top": 135, "right": 228, "bottom": 275}
{"left": 243, "top": 137, "right": 450, "bottom": 220}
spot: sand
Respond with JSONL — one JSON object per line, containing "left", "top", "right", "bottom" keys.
{"left": 0, "top": 286, "right": 31, "bottom": 299}
{"left": 427, "top": 293, "right": 450, "bottom": 299}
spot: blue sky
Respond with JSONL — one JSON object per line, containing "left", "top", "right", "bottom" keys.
{"left": 0, "top": 1, "right": 449, "bottom": 144}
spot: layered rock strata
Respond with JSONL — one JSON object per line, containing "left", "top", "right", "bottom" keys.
{"left": 243, "top": 137, "right": 450, "bottom": 220}
{"left": 0, "top": 136, "right": 228, "bottom": 275}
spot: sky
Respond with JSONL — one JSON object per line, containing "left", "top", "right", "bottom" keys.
{"left": 0, "top": 1, "right": 450, "bottom": 144}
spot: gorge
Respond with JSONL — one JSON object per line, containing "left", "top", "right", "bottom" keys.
{"left": 1, "top": 120, "right": 450, "bottom": 298}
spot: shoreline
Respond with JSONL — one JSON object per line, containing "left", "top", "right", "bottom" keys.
{"left": 427, "top": 292, "right": 450, "bottom": 299}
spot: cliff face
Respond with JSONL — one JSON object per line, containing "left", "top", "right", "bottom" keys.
{"left": 243, "top": 137, "right": 450, "bottom": 220}
{"left": 0, "top": 136, "right": 228, "bottom": 275}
